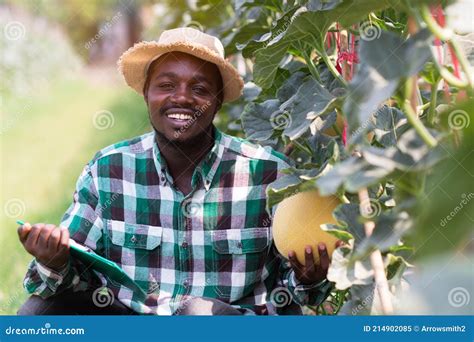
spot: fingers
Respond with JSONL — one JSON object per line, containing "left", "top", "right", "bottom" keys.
{"left": 36, "top": 224, "right": 55, "bottom": 250}
{"left": 48, "top": 227, "right": 61, "bottom": 251}
{"left": 17, "top": 222, "right": 32, "bottom": 243}
{"left": 304, "top": 245, "right": 316, "bottom": 274}
{"left": 59, "top": 227, "right": 70, "bottom": 252}
{"left": 24, "top": 223, "right": 44, "bottom": 253}
{"left": 318, "top": 243, "right": 330, "bottom": 272}
{"left": 288, "top": 250, "right": 304, "bottom": 276}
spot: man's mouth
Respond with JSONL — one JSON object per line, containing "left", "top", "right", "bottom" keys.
{"left": 166, "top": 113, "right": 194, "bottom": 122}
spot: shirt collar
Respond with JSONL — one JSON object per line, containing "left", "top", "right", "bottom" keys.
{"left": 152, "top": 127, "right": 225, "bottom": 191}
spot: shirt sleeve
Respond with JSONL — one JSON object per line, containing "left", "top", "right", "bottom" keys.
{"left": 23, "top": 162, "right": 104, "bottom": 298}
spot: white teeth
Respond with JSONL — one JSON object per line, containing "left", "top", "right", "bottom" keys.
{"left": 167, "top": 113, "right": 193, "bottom": 120}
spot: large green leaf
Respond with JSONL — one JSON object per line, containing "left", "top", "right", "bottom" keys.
{"left": 352, "top": 212, "right": 412, "bottom": 260}
{"left": 316, "top": 156, "right": 391, "bottom": 195}
{"left": 241, "top": 99, "right": 280, "bottom": 141}
{"left": 344, "top": 30, "right": 433, "bottom": 142}
{"left": 283, "top": 78, "right": 335, "bottom": 140}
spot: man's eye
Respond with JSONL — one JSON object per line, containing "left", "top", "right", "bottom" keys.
{"left": 158, "top": 83, "right": 174, "bottom": 89}
{"left": 193, "top": 86, "right": 209, "bottom": 94}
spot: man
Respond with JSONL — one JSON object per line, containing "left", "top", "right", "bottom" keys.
{"left": 17, "top": 28, "right": 337, "bottom": 315}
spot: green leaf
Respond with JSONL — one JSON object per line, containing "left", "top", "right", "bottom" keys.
{"left": 327, "top": 247, "right": 374, "bottom": 290}
{"left": 321, "top": 223, "right": 353, "bottom": 242}
{"left": 237, "top": 6, "right": 300, "bottom": 58}
{"left": 316, "top": 157, "right": 391, "bottom": 195}
{"left": 372, "top": 106, "right": 409, "bottom": 147}
{"left": 352, "top": 212, "right": 412, "bottom": 260}
{"left": 241, "top": 99, "right": 280, "bottom": 141}
{"left": 332, "top": 204, "right": 366, "bottom": 244}
{"left": 283, "top": 78, "right": 336, "bottom": 140}
{"left": 253, "top": 0, "right": 407, "bottom": 89}
{"left": 362, "top": 129, "right": 447, "bottom": 172}
{"left": 266, "top": 172, "right": 317, "bottom": 212}
{"left": 344, "top": 30, "right": 433, "bottom": 142}
{"left": 338, "top": 284, "right": 377, "bottom": 315}
{"left": 253, "top": 41, "right": 291, "bottom": 89}
{"left": 306, "top": 0, "right": 343, "bottom": 11}
{"left": 276, "top": 71, "right": 308, "bottom": 103}
{"left": 385, "top": 253, "right": 411, "bottom": 286}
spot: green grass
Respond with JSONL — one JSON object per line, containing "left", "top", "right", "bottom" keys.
{"left": 0, "top": 74, "right": 151, "bottom": 314}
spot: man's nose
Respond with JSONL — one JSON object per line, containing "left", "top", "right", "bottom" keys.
{"left": 170, "top": 85, "right": 193, "bottom": 106}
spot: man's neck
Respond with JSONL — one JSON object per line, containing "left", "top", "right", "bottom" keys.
{"left": 155, "top": 127, "right": 215, "bottom": 191}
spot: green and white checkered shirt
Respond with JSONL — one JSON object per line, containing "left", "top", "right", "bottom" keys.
{"left": 23, "top": 127, "right": 333, "bottom": 315}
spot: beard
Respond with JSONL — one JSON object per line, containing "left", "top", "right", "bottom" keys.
{"left": 149, "top": 116, "right": 215, "bottom": 150}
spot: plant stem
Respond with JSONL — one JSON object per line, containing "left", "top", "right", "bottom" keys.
{"left": 427, "top": 79, "right": 440, "bottom": 126}
{"left": 303, "top": 51, "right": 321, "bottom": 82}
{"left": 292, "top": 139, "right": 313, "bottom": 155}
{"left": 403, "top": 80, "right": 438, "bottom": 147}
{"left": 420, "top": 5, "right": 473, "bottom": 92}
{"left": 357, "top": 187, "right": 394, "bottom": 315}
{"left": 420, "top": 5, "right": 452, "bottom": 41}
{"left": 449, "top": 39, "right": 474, "bottom": 91}
{"left": 403, "top": 100, "right": 437, "bottom": 147}
{"left": 320, "top": 49, "right": 347, "bottom": 86}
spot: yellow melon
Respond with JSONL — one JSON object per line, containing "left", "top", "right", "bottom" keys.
{"left": 273, "top": 190, "right": 340, "bottom": 265}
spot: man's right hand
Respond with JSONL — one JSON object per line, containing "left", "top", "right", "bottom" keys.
{"left": 18, "top": 223, "right": 70, "bottom": 272}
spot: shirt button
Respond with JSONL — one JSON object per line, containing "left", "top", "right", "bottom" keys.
{"left": 183, "top": 280, "right": 189, "bottom": 287}
{"left": 130, "top": 235, "right": 137, "bottom": 243}
{"left": 181, "top": 241, "right": 188, "bottom": 248}
{"left": 236, "top": 241, "right": 242, "bottom": 248}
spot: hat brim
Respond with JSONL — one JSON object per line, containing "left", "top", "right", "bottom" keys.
{"left": 117, "top": 41, "right": 244, "bottom": 103}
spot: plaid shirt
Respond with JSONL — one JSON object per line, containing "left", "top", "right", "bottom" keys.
{"left": 23, "top": 127, "right": 333, "bottom": 315}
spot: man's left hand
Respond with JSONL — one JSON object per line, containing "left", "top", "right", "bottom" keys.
{"left": 288, "top": 241, "right": 343, "bottom": 285}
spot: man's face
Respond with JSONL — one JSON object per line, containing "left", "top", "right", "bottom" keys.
{"left": 144, "top": 52, "right": 223, "bottom": 146}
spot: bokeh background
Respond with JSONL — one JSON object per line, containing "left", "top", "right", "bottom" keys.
{"left": 0, "top": 0, "right": 243, "bottom": 314}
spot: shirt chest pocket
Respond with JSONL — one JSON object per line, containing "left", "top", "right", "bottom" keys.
{"left": 211, "top": 228, "right": 270, "bottom": 300}
{"left": 106, "top": 220, "right": 163, "bottom": 268}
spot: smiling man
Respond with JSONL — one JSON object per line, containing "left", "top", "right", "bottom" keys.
{"left": 17, "top": 28, "right": 336, "bottom": 315}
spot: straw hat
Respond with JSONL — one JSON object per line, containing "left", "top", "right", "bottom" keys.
{"left": 118, "top": 27, "right": 244, "bottom": 102}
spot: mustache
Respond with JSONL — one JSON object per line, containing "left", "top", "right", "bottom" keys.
{"left": 158, "top": 103, "right": 196, "bottom": 116}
